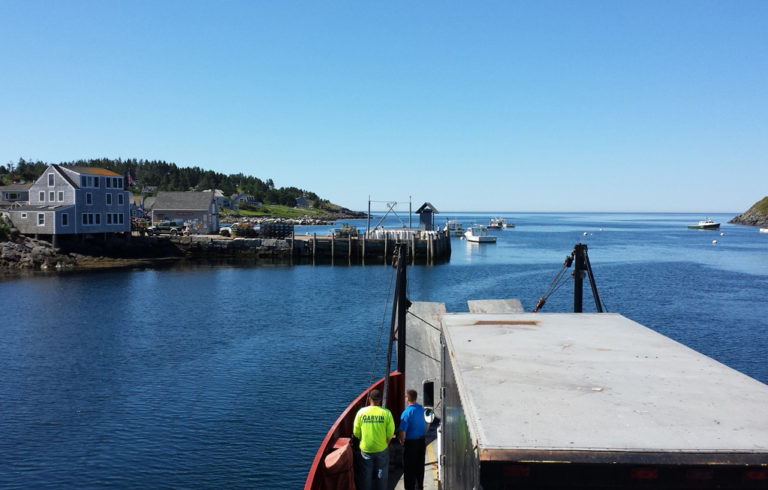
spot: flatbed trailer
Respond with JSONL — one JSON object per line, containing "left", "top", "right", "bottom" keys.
{"left": 439, "top": 312, "right": 768, "bottom": 489}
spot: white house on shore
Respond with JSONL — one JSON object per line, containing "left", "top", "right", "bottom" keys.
{"left": 4, "top": 164, "right": 130, "bottom": 244}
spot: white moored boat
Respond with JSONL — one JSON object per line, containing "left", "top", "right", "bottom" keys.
{"left": 464, "top": 224, "right": 496, "bottom": 243}
{"left": 487, "top": 217, "right": 503, "bottom": 229}
{"left": 687, "top": 217, "right": 720, "bottom": 230}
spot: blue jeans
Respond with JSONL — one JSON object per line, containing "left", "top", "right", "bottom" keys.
{"left": 356, "top": 447, "right": 389, "bottom": 490}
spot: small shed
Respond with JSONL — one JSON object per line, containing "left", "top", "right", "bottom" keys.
{"left": 415, "top": 202, "right": 439, "bottom": 231}
{"left": 151, "top": 190, "right": 218, "bottom": 234}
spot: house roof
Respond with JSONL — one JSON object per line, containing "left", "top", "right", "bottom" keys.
{"left": 61, "top": 166, "right": 121, "bottom": 176}
{"left": 0, "top": 183, "right": 33, "bottom": 191}
{"left": 144, "top": 196, "right": 157, "bottom": 210}
{"left": 416, "top": 202, "right": 439, "bottom": 214}
{"left": 153, "top": 191, "right": 213, "bottom": 211}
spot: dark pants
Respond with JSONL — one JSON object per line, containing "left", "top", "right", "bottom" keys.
{"left": 403, "top": 437, "right": 426, "bottom": 490}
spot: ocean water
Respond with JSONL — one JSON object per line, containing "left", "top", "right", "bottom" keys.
{"left": 1, "top": 212, "right": 766, "bottom": 488}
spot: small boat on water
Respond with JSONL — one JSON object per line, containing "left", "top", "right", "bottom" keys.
{"left": 443, "top": 220, "right": 464, "bottom": 237}
{"left": 760, "top": 228, "right": 768, "bottom": 234}
{"left": 487, "top": 217, "right": 503, "bottom": 229}
{"left": 488, "top": 217, "right": 515, "bottom": 229}
{"left": 464, "top": 224, "right": 496, "bottom": 243}
{"left": 687, "top": 218, "right": 720, "bottom": 230}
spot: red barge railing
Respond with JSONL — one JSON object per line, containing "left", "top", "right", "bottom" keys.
{"left": 304, "top": 371, "right": 405, "bottom": 490}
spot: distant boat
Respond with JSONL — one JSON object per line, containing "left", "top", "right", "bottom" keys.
{"left": 443, "top": 220, "right": 464, "bottom": 236}
{"left": 760, "top": 228, "right": 768, "bottom": 234}
{"left": 687, "top": 218, "right": 720, "bottom": 230}
{"left": 465, "top": 224, "right": 496, "bottom": 243}
{"left": 487, "top": 217, "right": 503, "bottom": 229}
{"left": 488, "top": 217, "right": 514, "bottom": 229}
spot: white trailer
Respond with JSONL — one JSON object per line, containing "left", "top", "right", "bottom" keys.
{"left": 439, "top": 312, "right": 768, "bottom": 489}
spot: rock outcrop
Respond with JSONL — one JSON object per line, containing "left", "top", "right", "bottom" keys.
{"left": 1, "top": 230, "right": 77, "bottom": 271}
{"left": 729, "top": 196, "right": 768, "bottom": 227}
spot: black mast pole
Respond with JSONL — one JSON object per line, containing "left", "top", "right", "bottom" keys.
{"left": 396, "top": 245, "right": 408, "bottom": 375}
{"left": 383, "top": 244, "right": 408, "bottom": 409}
{"left": 573, "top": 243, "right": 585, "bottom": 313}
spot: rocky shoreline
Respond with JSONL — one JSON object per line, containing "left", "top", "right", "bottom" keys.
{"left": 0, "top": 231, "right": 182, "bottom": 275}
{"left": 728, "top": 197, "right": 768, "bottom": 227}
{"left": 1, "top": 210, "right": 368, "bottom": 276}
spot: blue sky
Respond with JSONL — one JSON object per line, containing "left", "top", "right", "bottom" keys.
{"left": 1, "top": 1, "right": 766, "bottom": 213}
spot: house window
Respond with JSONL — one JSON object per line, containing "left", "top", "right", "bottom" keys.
{"left": 95, "top": 214, "right": 101, "bottom": 225}
{"left": 37, "top": 213, "right": 45, "bottom": 225}
{"left": 62, "top": 213, "right": 69, "bottom": 226}
{"left": 119, "top": 214, "right": 124, "bottom": 224}
{"left": 86, "top": 193, "right": 93, "bottom": 205}
{"left": 94, "top": 177, "right": 99, "bottom": 188}
{"left": 87, "top": 176, "right": 93, "bottom": 187}
{"left": 106, "top": 178, "right": 111, "bottom": 189}
{"left": 118, "top": 178, "right": 123, "bottom": 188}
{"left": 81, "top": 176, "right": 87, "bottom": 187}
{"left": 106, "top": 193, "right": 112, "bottom": 205}
{"left": 82, "top": 213, "right": 88, "bottom": 225}
{"left": 39, "top": 191, "right": 45, "bottom": 201}
{"left": 21, "top": 213, "right": 27, "bottom": 219}
{"left": 113, "top": 177, "right": 119, "bottom": 188}
{"left": 49, "top": 191, "right": 55, "bottom": 202}
{"left": 48, "top": 173, "right": 54, "bottom": 186}
{"left": 118, "top": 193, "right": 124, "bottom": 205}
{"left": 58, "top": 191, "right": 64, "bottom": 201}
{"left": 107, "top": 214, "right": 112, "bottom": 224}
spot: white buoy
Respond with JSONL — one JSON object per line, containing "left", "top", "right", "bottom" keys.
{"left": 712, "top": 240, "right": 717, "bottom": 244}
{"left": 583, "top": 232, "right": 588, "bottom": 236}
{"left": 720, "top": 232, "right": 724, "bottom": 236}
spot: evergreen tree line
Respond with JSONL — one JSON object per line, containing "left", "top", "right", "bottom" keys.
{"left": 1, "top": 158, "right": 330, "bottom": 209}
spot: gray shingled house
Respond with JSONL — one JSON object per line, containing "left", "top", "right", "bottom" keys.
{"left": 5, "top": 164, "right": 130, "bottom": 243}
{"left": 150, "top": 191, "right": 219, "bottom": 234}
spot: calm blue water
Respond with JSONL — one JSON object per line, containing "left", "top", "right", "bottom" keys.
{"left": 1, "top": 212, "right": 767, "bottom": 488}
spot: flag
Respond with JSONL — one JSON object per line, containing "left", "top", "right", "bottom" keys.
{"left": 127, "top": 173, "right": 133, "bottom": 185}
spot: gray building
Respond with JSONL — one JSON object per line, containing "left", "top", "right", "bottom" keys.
{"left": 6, "top": 165, "right": 130, "bottom": 240}
{"left": 151, "top": 191, "right": 218, "bottom": 234}
{"left": 416, "top": 202, "right": 439, "bottom": 231}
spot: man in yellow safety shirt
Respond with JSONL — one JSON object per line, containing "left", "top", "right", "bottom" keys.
{"left": 353, "top": 389, "right": 395, "bottom": 490}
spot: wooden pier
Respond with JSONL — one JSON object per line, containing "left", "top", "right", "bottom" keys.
{"left": 289, "top": 229, "right": 451, "bottom": 264}
{"left": 165, "top": 229, "right": 452, "bottom": 265}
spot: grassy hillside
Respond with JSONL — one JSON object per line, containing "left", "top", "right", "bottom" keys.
{"left": 749, "top": 196, "right": 768, "bottom": 215}
{"left": 220, "top": 204, "right": 361, "bottom": 220}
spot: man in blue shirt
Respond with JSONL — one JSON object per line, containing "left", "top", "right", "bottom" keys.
{"left": 397, "top": 389, "right": 429, "bottom": 490}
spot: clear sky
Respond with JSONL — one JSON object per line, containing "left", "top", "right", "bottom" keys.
{"left": 1, "top": 1, "right": 766, "bottom": 213}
